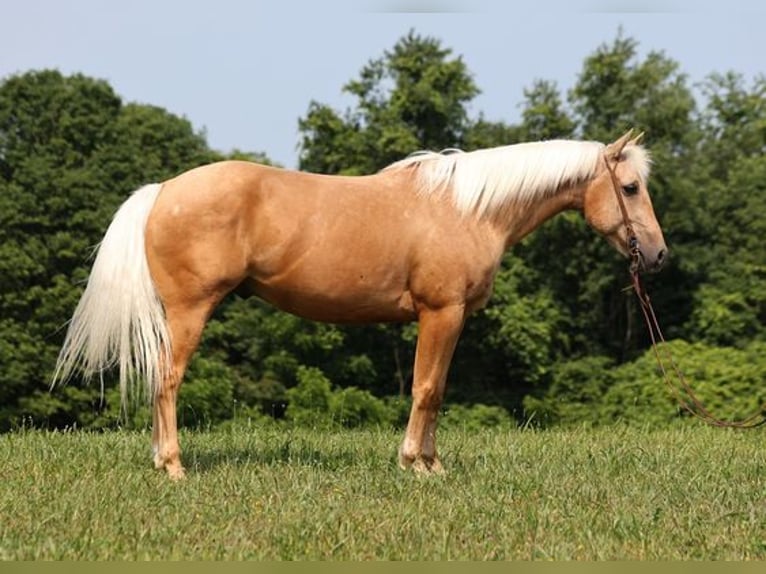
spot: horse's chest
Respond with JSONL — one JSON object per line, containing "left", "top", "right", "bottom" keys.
{"left": 409, "top": 255, "right": 500, "bottom": 313}
{"left": 464, "top": 266, "right": 498, "bottom": 312}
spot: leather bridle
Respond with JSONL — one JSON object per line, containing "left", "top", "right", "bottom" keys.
{"left": 604, "top": 152, "right": 642, "bottom": 274}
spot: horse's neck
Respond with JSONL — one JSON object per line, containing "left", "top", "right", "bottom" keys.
{"left": 497, "top": 181, "right": 586, "bottom": 249}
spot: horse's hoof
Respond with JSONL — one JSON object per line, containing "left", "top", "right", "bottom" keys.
{"left": 401, "top": 454, "right": 445, "bottom": 475}
{"left": 427, "top": 457, "right": 445, "bottom": 475}
{"left": 165, "top": 463, "right": 187, "bottom": 481}
{"left": 413, "top": 457, "right": 445, "bottom": 475}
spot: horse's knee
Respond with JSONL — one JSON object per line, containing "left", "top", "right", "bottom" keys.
{"left": 411, "top": 381, "right": 443, "bottom": 413}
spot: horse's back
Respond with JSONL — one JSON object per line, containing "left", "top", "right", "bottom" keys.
{"left": 143, "top": 161, "right": 417, "bottom": 320}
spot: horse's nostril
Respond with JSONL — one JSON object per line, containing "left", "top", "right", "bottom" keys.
{"left": 656, "top": 248, "right": 668, "bottom": 268}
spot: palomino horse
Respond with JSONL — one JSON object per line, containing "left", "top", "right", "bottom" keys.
{"left": 54, "top": 130, "right": 666, "bottom": 479}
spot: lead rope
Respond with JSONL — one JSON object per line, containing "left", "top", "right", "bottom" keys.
{"left": 604, "top": 153, "right": 766, "bottom": 429}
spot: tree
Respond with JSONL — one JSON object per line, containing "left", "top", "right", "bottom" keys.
{"left": 685, "top": 154, "right": 766, "bottom": 346}
{"left": 0, "top": 70, "right": 217, "bottom": 428}
{"left": 570, "top": 32, "right": 695, "bottom": 144}
{"left": 520, "top": 79, "right": 575, "bottom": 141}
{"left": 299, "top": 29, "right": 480, "bottom": 174}
{"left": 673, "top": 74, "right": 766, "bottom": 346}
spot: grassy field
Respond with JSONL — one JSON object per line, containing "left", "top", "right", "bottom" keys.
{"left": 1, "top": 422, "right": 765, "bottom": 560}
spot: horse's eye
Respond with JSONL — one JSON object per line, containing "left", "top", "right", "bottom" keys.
{"left": 622, "top": 182, "right": 639, "bottom": 196}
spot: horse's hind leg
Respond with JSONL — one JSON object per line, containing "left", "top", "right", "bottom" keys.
{"left": 152, "top": 297, "right": 218, "bottom": 479}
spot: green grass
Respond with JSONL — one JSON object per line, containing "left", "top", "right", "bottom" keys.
{"left": 1, "top": 422, "right": 765, "bottom": 560}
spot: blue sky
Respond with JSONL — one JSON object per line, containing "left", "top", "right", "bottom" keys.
{"left": 2, "top": 0, "right": 764, "bottom": 168}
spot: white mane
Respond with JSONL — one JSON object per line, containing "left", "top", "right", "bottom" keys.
{"left": 384, "top": 139, "right": 650, "bottom": 218}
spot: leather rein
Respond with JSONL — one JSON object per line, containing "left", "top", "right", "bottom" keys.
{"left": 604, "top": 153, "right": 766, "bottom": 429}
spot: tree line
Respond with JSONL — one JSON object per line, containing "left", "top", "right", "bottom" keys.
{"left": 1, "top": 30, "right": 765, "bottom": 430}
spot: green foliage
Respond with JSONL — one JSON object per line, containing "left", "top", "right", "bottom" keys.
{"left": 200, "top": 296, "right": 347, "bottom": 385}
{"left": 285, "top": 366, "right": 334, "bottom": 427}
{"left": 525, "top": 340, "right": 766, "bottom": 428}
{"left": 285, "top": 366, "right": 399, "bottom": 429}
{"left": 571, "top": 31, "right": 695, "bottom": 143}
{"left": 440, "top": 403, "right": 513, "bottom": 431}
{"left": 0, "top": 70, "right": 217, "bottom": 428}
{"left": 603, "top": 340, "right": 766, "bottom": 426}
{"left": 523, "top": 356, "right": 617, "bottom": 427}
{"left": 234, "top": 372, "right": 287, "bottom": 419}
{"left": 270, "top": 358, "right": 516, "bottom": 430}
{"left": 699, "top": 72, "right": 766, "bottom": 180}
{"left": 330, "top": 386, "right": 391, "bottom": 428}
{"left": 446, "top": 254, "right": 569, "bottom": 409}
{"left": 480, "top": 255, "right": 568, "bottom": 386}
{"left": 689, "top": 278, "right": 766, "bottom": 347}
{"left": 177, "top": 358, "right": 237, "bottom": 428}
{"left": 382, "top": 395, "right": 412, "bottom": 427}
{"left": 299, "top": 29, "right": 480, "bottom": 174}
{"left": 684, "top": 154, "right": 766, "bottom": 346}
{"left": 521, "top": 79, "right": 575, "bottom": 140}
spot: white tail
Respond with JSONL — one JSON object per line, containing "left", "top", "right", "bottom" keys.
{"left": 52, "top": 183, "right": 170, "bottom": 406}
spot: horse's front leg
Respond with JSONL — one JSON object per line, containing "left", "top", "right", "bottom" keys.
{"left": 399, "top": 305, "right": 465, "bottom": 474}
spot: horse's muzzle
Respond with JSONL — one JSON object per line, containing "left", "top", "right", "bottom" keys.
{"left": 639, "top": 246, "right": 668, "bottom": 274}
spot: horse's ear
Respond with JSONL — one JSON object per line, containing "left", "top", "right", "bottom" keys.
{"left": 629, "top": 131, "right": 645, "bottom": 147}
{"left": 605, "top": 129, "right": 633, "bottom": 161}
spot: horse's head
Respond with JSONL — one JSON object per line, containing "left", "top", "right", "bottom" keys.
{"left": 583, "top": 130, "right": 668, "bottom": 273}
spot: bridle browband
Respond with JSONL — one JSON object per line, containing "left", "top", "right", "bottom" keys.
{"left": 603, "top": 150, "right": 766, "bottom": 428}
